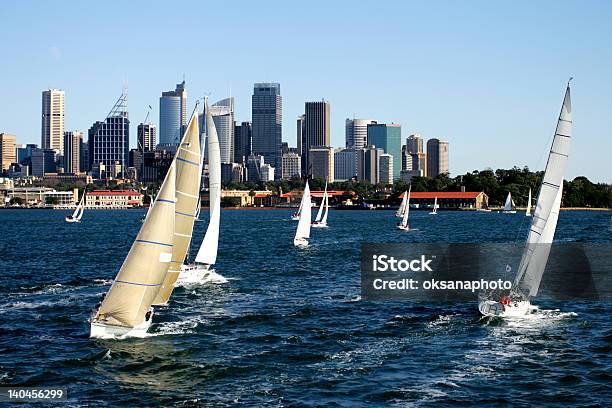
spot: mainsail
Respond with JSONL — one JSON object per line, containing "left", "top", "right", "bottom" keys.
{"left": 315, "top": 182, "right": 327, "bottom": 223}
{"left": 320, "top": 190, "right": 329, "bottom": 225}
{"left": 71, "top": 192, "right": 85, "bottom": 220}
{"left": 154, "top": 111, "right": 202, "bottom": 305}
{"left": 400, "top": 187, "right": 411, "bottom": 229}
{"left": 503, "top": 193, "right": 514, "bottom": 212}
{"left": 513, "top": 83, "right": 572, "bottom": 298}
{"left": 94, "top": 163, "right": 176, "bottom": 327}
{"left": 396, "top": 192, "right": 407, "bottom": 217}
{"left": 525, "top": 188, "right": 532, "bottom": 216}
{"left": 294, "top": 181, "right": 311, "bottom": 245}
{"left": 194, "top": 99, "right": 221, "bottom": 266}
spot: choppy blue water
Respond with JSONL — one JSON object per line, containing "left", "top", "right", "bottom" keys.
{"left": 0, "top": 209, "right": 610, "bottom": 407}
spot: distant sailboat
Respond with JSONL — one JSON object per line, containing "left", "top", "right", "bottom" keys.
{"left": 429, "top": 196, "right": 438, "bottom": 215}
{"left": 525, "top": 188, "right": 532, "bottom": 216}
{"left": 294, "top": 181, "right": 311, "bottom": 246}
{"left": 291, "top": 196, "right": 303, "bottom": 221}
{"left": 66, "top": 192, "right": 85, "bottom": 223}
{"left": 312, "top": 181, "right": 329, "bottom": 228}
{"left": 479, "top": 81, "right": 572, "bottom": 317}
{"left": 397, "top": 186, "right": 411, "bottom": 231}
{"left": 502, "top": 192, "right": 516, "bottom": 213}
{"left": 194, "top": 196, "right": 202, "bottom": 222}
{"left": 90, "top": 163, "right": 176, "bottom": 338}
{"left": 396, "top": 191, "right": 408, "bottom": 218}
{"left": 178, "top": 99, "right": 223, "bottom": 284}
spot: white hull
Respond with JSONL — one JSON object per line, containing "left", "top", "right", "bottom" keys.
{"left": 65, "top": 217, "right": 80, "bottom": 223}
{"left": 294, "top": 237, "right": 309, "bottom": 247}
{"left": 478, "top": 299, "right": 532, "bottom": 317}
{"left": 312, "top": 222, "right": 328, "bottom": 228}
{"left": 291, "top": 215, "right": 300, "bottom": 221}
{"left": 90, "top": 310, "right": 153, "bottom": 339}
{"left": 502, "top": 210, "right": 516, "bottom": 214}
{"left": 429, "top": 211, "right": 437, "bottom": 215}
{"left": 176, "top": 264, "right": 227, "bottom": 285}
{"left": 397, "top": 225, "right": 410, "bottom": 231}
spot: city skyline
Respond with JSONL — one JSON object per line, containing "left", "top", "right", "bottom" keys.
{"left": 0, "top": 1, "right": 611, "bottom": 182}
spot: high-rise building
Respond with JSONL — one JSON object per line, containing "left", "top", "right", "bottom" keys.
{"left": 406, "top": 133, "right": 423, "bottom": 154}
{"left": 159, "top": 81, "right": 187, "bottom": 147}
{"left": 252, "top": 83, "right": 282, "bottom": 175}
{"left": 309, "top": 146, "right": 334, "bottom": 182}
{"left": 210, "top": 98, "right": 235, "bottom": 164}
{"left": 401, "top": 145, "right": 412, "bottom": 171}
{"left": 281, "top": 152, "right": 301, "bottom": 180}
{"left": 367, "top": 123, "right": 401, "bottom": 180}
{"left": 246, "top": 154, "right": 265, "bottom": 183}
{"left": 0, "top": 133, "right": 17, "bottom": 172}
{"left": 346, "top": 118, "right": 376, "bottom": 149}
{"left": 379, "top": 153, "right": 394, "bottom": 184}
{"left": 88, "top": 93, "right": 129, "bottom": 178}
{"left": 31, "top": 148, "right": 57, "bottom": 176}
{"left": 234, "top": 121, "right": 252, "bottom": 164}
{"left": 296, "top": 114, "right": 305, "bottom": 155}
{"left": 221, "top": 163, "right": 245, "bottom": 184}
{"left": 41, "top": 89, "right": 65, "bottom": 154}
{"left": 80, "top": 141, "right": 89, "bottom": 172}
{"left": 411, "top": 152, "right": 427, "bottom": 176}
{"left": 137, "top": 123, "right": 157, "bottom": 153}
{"left": 426, "top": 138, "right": 449, "bottom": 178}
{"left": 357, "top": 145, "right": 384, "bottom": 184}
{"left": 260, "top": 164, "right": 275, "bottom": 182}
{"left": 63, "top": 131, "right": 82, "bottom": 174}
{"left": 303, "top": 100, "right": 331, "bottom": 176}
{"left": 334, "top": 147, "right": 357, "bottom": 181}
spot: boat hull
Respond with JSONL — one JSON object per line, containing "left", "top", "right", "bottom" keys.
{"left": 312, "top": 222, "right": 327, "bottom": 228}
{"left": 176, "top": 264, "right": 227, "bottom": 285}
{"left": 293, "top": 237, "right": 309, "bottom": 247}
{"left": 397, "top": 225, "right": 410, "bottom": 231}
{"left": 478, "top": 299, "right": 531, "bottom": 317}
{"left": 502, "top": 210, "right": 517, "bottom": 214}
{"left": 291, "top": 215, "right": 300, "bottom": 221}
{"left": 65, "top": 217, "right": 80, "bottom": 223}
{"left": 90, "top": 310, "right": 153, "bottom": 339}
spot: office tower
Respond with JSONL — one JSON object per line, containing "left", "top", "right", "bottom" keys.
{"left": 41, "top": 89, "right": 65, "bottom": 154}
{"left": 281, "top": 152, "right": 301, "bottom": 180}
{"left": 367, "top": 123, "right": 401, "bottom": 180}
{"left": 137, "top": 123, "right": 157, "bottom": 153}
{"left": 334, "top": 147, "right": 357, "bottom": 181}
{"left": 63, "top": 131, "right": 82, "bottom": 174}
{"left": 88, "top": 92, "right": 129, "bottom": 178}
{"left": 210, "top": 98, "right": 235, "bottom": 164}
{"left": 379, "top": 154, "right": 393, "bottom": 184}
{"left": 234, "top": 121, "right": 252, "bottom": 164}
{"left": 303, "top": 100, "right": 331, "bottom": 176}
{"left": 129, "top": 149, "right": 142, "bottom": 180}
{"left": 357, "top": 145, "right": 384, "bottom": 184}
{"left": 0, "top": 133, "right": 17, "bottom": 172}
{"left": 80, "top": 141, "right": 89, "bottom": 172}
{"left": 31, "top": 148, "right": 57, "bottom": 176}
{"left": 159, "top": 81, "right": 187, "bottom": 147}
{"left": 246, "top": 154, "right": 265, "bottom": 183}
{"left": 346, "top": 118, "right": 376, "bottom": 149}
{"left": 296, "top": 114, "right": 305, "bottom": 155}
{"left": 252, "top": 83, "right": 282, "bottom": 175}
{"left": 308, "top": 146, "right": 334, "bottom": 182}
{"left": 426, "top": 138, "right": 449, "bottom": 178}
{"left": 406, "top": 133, "right": 423, "bottom": 154}
{"left": 221, "top": 163, "right": 245, "bottom": 184}
{"left": 260, "top": 164, "right": 275, "bottom": 182}
{"left": 401, "top": 145, "right": 412, "bottom": 171}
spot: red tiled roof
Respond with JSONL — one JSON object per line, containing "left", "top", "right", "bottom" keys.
{"left": 87, "top": 190, "right": 143, "bottom": 197}
{"left": 254, "top": 193, "right": 272, "bottom": 198}
{"left": 400, "top": 191, "right": 483, "bottom": 199}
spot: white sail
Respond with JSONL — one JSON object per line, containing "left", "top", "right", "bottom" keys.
{"left": 432, "top": 196, "right": 438, "bottom": 214}
{"left": 525, "top": 188, "right": 532, "bottom": 216}
{"left": 320, "top": 190, "right": 329, "bottom": 225}
{"left": 94, "top": 162, "right": 176, "bottom": 328}
{"left": 396, "top": 193, "right": 407, "bottom": 217}
{"left": 315, "top": 182, "right": 327, "bottom": 222}
{"left": 72, "top": 193, "right": 85, "bottom": 220}
{"left": 195, "top": 99, "right": 221, "bottom": 265}
{"left": 513, "top": 83, "right": 572, "bottom": 297}
{"left": 400, "top": 187, "right": 411, "bottom": 228}
{"left": 154, "top": 110, "right": 202, "bottom": 305}
{"left": 294, "top": 181, "right": 311, "bottom": 245}
{"left": 503, "top": 192, "right": 513, "bottom": 211}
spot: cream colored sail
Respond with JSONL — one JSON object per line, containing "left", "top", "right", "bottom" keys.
{"left": 154, "top": 111, "right": 202, "bottom": 305}
{"left": 525, "top": 188, "right": 532, "bottom": 216}
{"left": 94, "top": 163, "right": 176, "bottom": 328}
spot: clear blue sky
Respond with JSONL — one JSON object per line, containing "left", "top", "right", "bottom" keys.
{"left": 1, "top": 0, "right": 610, "bottom": 182}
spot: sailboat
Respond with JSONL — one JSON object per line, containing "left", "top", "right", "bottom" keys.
{"left": 429, "top": 196, "right": 438, "bottom": 215}
{"left": 396, "top": 191, "right": 408, "bottom": 218}
{"left": 194, "top": 196, "right": 202, "bottom": 222}
{"left": 152, "top": 109, "right": 202, "bottom": 305}
{"left": 291, "top": 196, "right": 303, "bottom": 221}
{"left": 312, "top": 182, "right": 329, "bottom": 228}
{"left": 90, "top": 163, "right": 176, "bottom": 338}
{"left": 294, "top": 181, "right": 311, "bottom": 246}
{"left": 65, "top": 192, "right": 85, "bottom": 223}
{"left": 502, "top": 192, "right": 516, "bottom": 213}
{"left": 177, "top": 99, "right": 222, "bottom": 285}
{"left": 479, "top": 81, "right": 572, "bottom": 317}
{"left": 397, "top": 187, "right": 411, "bottom": 231}
{"left": 525, "top": 188, "right": 532, "bottom": 216}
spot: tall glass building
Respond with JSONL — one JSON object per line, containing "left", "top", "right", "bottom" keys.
{"left": 159, "top": 81, "right": 187, "bottom": 147}
{"left": 367, "top": 123, "right": 402, "bottom": 181}
{"left": 252, "top": 83, "right": 282, "bottom": 177}
{"left": 210, "top": 97, "right": 235, "bottom": 164}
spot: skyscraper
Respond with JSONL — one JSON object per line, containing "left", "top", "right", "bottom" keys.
{"left": 406, "top": 133, "right": 423, "bottom": 154}
{"left": 234, "top": 121, "right": 252, "bottom": 164}
{"left": 303, "top": 100, "right": 331, "bottom": 176}
{"left": 379, "top": 154, "right": 394, "bottom": 184}
{"left": 159, "top": 81, "right": 187, "bottom": 147}
{"left": 210, "top": 98, "right": 235, "bottom": 164}
{"left": 63, "top": 131, "right": 82, "bottom": 174}
{"left": 31, "top": 148, "right": 57, "bottom": 176}
{"left": 296, "top": 114, "right": 305, "bottom": 155}
{"left": 41, "top": 89, "right": 65, "bottom": 154}
{"left": 0, "top": 133, "right": 16, "bottom": 172}
{"left": 333, "top": 147, "right": 357, "bottom": 181}
{"left": 309, "top": 146, "right": 334, "bottom": 182}
{"left": 137, "top": 123, "right": 157, "bottom": 153}
{"left": 357, "top": 145, "right": 384, "bottom": 184}
{"left": 345, "top": 118, "right": 376, "bottom": 149}
{"left": 367, "top": 123, "right": 401, "bottom": 180}
{"left": 252, "top": 83, "right": 282, "bottom": 175}
{"left": 426, "top": 138, "right": 449, "bottom": 178}
{"left": 281, "top": 152, "right": 301, "bottom": 180}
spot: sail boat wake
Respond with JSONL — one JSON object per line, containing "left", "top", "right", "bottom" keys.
{"left": 479, "top": 81, "right": 572, "bottom": 317}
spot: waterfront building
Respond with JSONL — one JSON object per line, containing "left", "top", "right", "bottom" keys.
{"left": 159, "top": 81, "right": 187, "bottom": 147}
{"left": 63, "top": 131, "right": 82, "bottom": 174}
{"left": 234, "top": 121, "right": 252, "bottom": 164}
{"left": 85, "top": 190, "right": 143, "bottom": 208}
{"left": 210, "top": 98, "right": 235, "bottom": 164}
{"left": 399, "top": 191, "right": 488, "bottom": 210}
{"left": 303, "top": 101, "right": 331, "bottom": 176}
{"left": 41, "top": 89, "right": 65, "bottom": 154}
{"left": 334, "top": 147, "right": 357, "bottom": 181}
{"left": 281, "top": 152, "right": 301, "bottom": 180}
{"left": 0, "top": 133, "right": 17, "bottom": 172}
{"left": 31, "top": 148, "right": 57, "bottom": 176}
{"left": 367, "top": 123, "right": 401, "bottom": 180}
{"left": 4, "top": 186, "right": 76, "bottom": 206}
{"left": 137, "top": 123, "right": 157, "bottom": 153}
{"left": 379, "top": 153, "right": 394, "bottom": 184}
{"left": 426, "top": 138, "right": 449, "bottom": 177}
{"left": 346, "top": 118, "right": 376, "bottom": 149}
{"left": 252, "top": 83, "right": 282, "bottom": 176}
{"left": 309, "top": 145, "right": 334, "bottom": 182}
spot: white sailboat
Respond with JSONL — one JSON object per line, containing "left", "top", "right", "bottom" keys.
{"left": 65, "top": 192, "right": 85, "bottom": 223}
{"left": 153, "top": 109, "right": 202, "bottom": 305}
{"left": 90, "top": 163, "right": 176, "bottom": 338}
{"left": 396, "top": 192, "right": 408, "bottom": 218}
{"left": 429, "top": 196, "right": 438, "bottom": 215}
{"left": 397, "top": 187, "right": 411, "bottom": 231}
{"left": 294, "top": 181, "right": 312, "bottom": 246}
{"left": 502, "top": 192, "right": 516, "bottom": 213}
{"left": 312, "top": 182, "right": 329, "bottom": 228}
{"left": 291, "top": 196, "right": 303, "bottom": 221}
{"left": 177, "top": 99, "right": 223, "bottom": 285}
{"left": 525, "top": 188, "right": 532, "bottom": 216}
{"left": 194, "top": 196, "right": 202, "bottom": 222}
{"left": 479, "top": 81, "right": 572, "bottom": 317}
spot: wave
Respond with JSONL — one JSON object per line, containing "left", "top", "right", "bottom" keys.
{"left": 175, "top": 269, "right": 228, "bottom": 287}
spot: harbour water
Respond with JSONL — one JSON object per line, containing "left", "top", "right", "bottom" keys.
{"left": 0, "top": 209, "right": 610, "bottom": 406}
